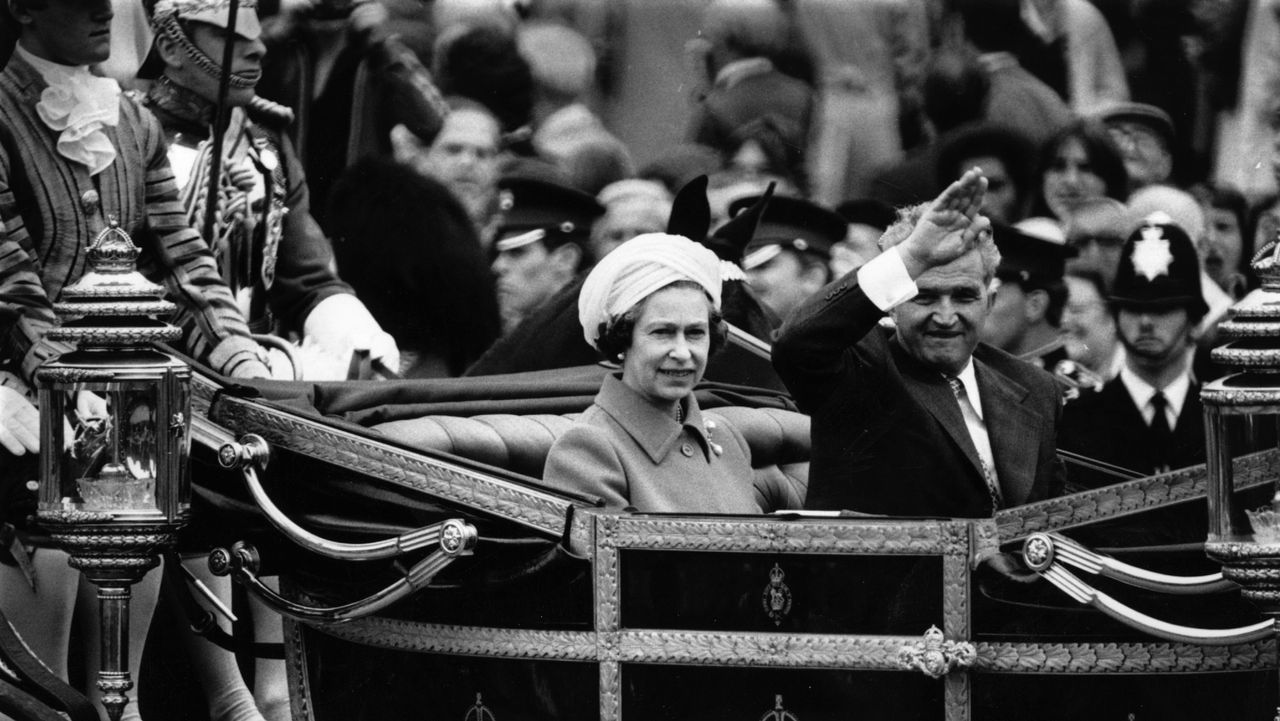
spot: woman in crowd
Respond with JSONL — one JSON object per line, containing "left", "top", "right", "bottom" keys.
{"left": 1031, "top": 118, "right": 1129, "bottom": 224}
{"left": 1197, "top": 184, "right": 1253, "bottom": 299}
{"left": 725, "top": 116, "right": 808, "bottom": 195}
{"left": 1060, "top": 268, "right": 1122, "bottom": 383}
{"left": 542, "top": 233, "right": 799, "bottom": 513}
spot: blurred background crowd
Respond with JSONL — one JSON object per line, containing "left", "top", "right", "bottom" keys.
{"left": 13, "top": 0, "right": 1278, "bottom": 385}
{"left": 3, "top": 2, "right": 1279, "bottom": 719}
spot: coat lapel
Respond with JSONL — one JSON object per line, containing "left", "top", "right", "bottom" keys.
{"left": 892, "top": 341, "right": 986, "bottom": 482}
{"left": 975, "top": 359, "right": 1038, "bottom": 506}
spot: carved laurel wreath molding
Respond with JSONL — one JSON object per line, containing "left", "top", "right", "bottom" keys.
{"left": 605, "top": 516, "right": 970, "bottom": 555}
{"left": 976, "top": 639, "right": 1276, "bottom": 673}
{"left": 305, "top": 618, "right": 1278, "bottom": 675}
{"left": 995, "top": 449, "right": 1280, "bottom": 542}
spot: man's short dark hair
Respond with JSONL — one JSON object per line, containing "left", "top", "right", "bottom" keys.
{"left": 2, "top": 0, "right": 48, "bottom": 33}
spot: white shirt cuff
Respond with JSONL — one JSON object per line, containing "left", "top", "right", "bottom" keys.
{"left": 856, "top": 248, "right": 918, "bottom": 311}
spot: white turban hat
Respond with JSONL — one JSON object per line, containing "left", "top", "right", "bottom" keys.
{"left": 578, "top": 233, "right": 722, "bottom": 350}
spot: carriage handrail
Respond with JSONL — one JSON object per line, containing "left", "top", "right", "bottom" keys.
{"left": 1022, "top": 533, "right": 1271, "bottom": 644}
{"left": 202, "top": 387, "right": 582, "bottom": 538}
{"left": 216, "top": 432, "right": 478, "bottom": 561}
{"left": 207, "top": 533, "right": 475, "bottom": 624}
{"left": 1036, "top": 532, "right": 1235, "bottom": 594}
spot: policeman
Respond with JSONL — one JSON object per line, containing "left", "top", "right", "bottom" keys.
{"left": 1059, "top": 215, "right": 1208, "bottom": 488}
{"left": 490, "top": 176, "right": 604, "bottom": 334}
{"left": 138, "top": 0, "right": 397, "bottom": 379}
{"left": 1052, "top": 214, "right": 1266, "bottom": 721}
{"left": 735, "top": 195, "right": 846, "bottom": 322}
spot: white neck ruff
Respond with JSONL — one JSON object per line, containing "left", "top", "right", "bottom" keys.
{"left": 16, "top": 44, "right": 121, "bottom": 176}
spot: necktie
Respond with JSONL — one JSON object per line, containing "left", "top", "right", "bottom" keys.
{"left": 1149, "top": 390, "right": 1173, "bottom": 472}
{"left": 946, "top": 376, "right": 1003, "bottom": 509}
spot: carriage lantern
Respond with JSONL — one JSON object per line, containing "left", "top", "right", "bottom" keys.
{"left": 34, "top": 217, "right": 192, "bottom": 721}
{"left": 1202, "top": 239, "right": 1280, "bottom": 713}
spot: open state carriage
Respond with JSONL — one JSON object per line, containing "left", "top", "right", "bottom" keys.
{"left": 172, "top": 364, "right": 1280, "bottom": 721}
{"left": 8, "top": 230, "right": 1280, "bottom": 721}
{"left": 6, "top": 360, "right": 1280, "bottom": 719}
{"left": 7, "top": 300, "right": 1280, "bottom": 718}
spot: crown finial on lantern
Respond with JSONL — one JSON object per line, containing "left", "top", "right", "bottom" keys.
{"left": 1247, "top": 224, "right": 1280, "bottom": 291}
{"left": 85, "top": 216, "right": 143, "bottom": 275}
{"left": 49, "top": 222, "right": 181, "bottom": 349}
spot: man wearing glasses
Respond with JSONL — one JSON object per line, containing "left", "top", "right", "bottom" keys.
{"left": 1094, "top": 101, "right": 1176, "bottom": 192}
{"left": 1064, "top": 197, "right": 1130, "bottom": 288}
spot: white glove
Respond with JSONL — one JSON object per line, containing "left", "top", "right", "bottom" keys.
{"left": 302, "top": 294, "right": 401, "bottom": 379}
{"left": 63, "top": 390, "right": 110, "bottom": 452}
{"left": 0, "top": 385, "right": 39, "bottom": 455}
{"left": 75, "top": 390, "right": 108, "bottom": 421}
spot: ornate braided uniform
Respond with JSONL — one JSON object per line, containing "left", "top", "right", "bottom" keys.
{"left": 0, "top": 52, "right": 264, "bottom": 389}
{"left": 142, "top": 77, "right": 351, "bottom": 357}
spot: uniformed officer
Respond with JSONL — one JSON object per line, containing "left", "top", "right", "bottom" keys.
{"left": 734, "top": 194, "right": 845, "bottom": 322}
{"left": 490, "top": 176, "right": 604, "bottom": 334}
{"left": 1051, "top": 214, "right": 1270, "bottom": 721}
{"left": 979, "top": 222, "right": 1076, "bottom": 370}
{"left": 138, "top": 0, "right": 397, "bottom": 379}
{"left": 1058, "top": 215, "right": 1208, "bottom": 488}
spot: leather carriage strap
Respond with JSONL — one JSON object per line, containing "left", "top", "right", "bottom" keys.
{"left": 0, "top": 609, "right": 98, "bottom": 721}
{"left": 161, "top": 553, "right": 285, "bottom": 660}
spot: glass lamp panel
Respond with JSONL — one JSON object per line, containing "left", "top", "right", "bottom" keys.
{"left": 57, "top": 380, "right": 162, "bottom": 514}
{"left": 161, "top": 366, "right": 192, "bottom": 517}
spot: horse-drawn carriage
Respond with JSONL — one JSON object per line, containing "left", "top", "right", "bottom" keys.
{"left": 4, "top": 351, "right": 1279, "bottom": 720}
{"left": 151, "top": 360, "right": 1276, "bottom": 720}
{"left": 6, "top": 222, "right": 1280, "bottom": 720}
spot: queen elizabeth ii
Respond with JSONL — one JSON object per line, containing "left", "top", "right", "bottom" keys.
{"left": 542, "top": 233, "right": 800, "bottom": 513}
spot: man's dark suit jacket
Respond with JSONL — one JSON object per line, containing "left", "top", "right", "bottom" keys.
{"left": 1058, "top": 376, "right": 1204, "bottom": 491}
{"left": 1057, "top": 375, "right": 1216, "bottom": 548}
{"left": 772, "top": 269, "right": 1065, "bottom": 517}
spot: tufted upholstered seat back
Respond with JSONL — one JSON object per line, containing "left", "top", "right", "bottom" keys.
{"left": 373, "top": 407, "right": 811, "bottom": 506}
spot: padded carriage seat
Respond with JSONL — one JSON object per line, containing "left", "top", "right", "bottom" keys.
{"left": 372, "top": 407, "right": 811, "bottom": 506}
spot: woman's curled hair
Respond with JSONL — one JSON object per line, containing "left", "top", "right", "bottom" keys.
{"left": 594, "top": 281, "right": 728, "bottom": 362}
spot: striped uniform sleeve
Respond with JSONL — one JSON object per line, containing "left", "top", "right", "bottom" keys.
{"left": 131, "top": 99, "right": 264, "bottom": 377}
{"left": 0, "top": 139, "right": 68, "bottom": 383}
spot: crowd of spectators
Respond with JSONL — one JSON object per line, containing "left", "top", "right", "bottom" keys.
{"left": 220, "top": 0, "right": 1280, "bottom": 388}
{"left": 2, "top": 0, "right": 1280, "bottom": 718}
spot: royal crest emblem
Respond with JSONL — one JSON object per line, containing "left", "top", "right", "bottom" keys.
{"left": 759, "top": 694, "right": 799, "bottom": 721}
{"left": 761, "top": 563, "right": 792, "bottom": 626}
{"left": 1131, "top": 225, "right": 1174, "bottom": 281}
{"left": 463, "top": 693, "right": 495, "bottom": 721}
